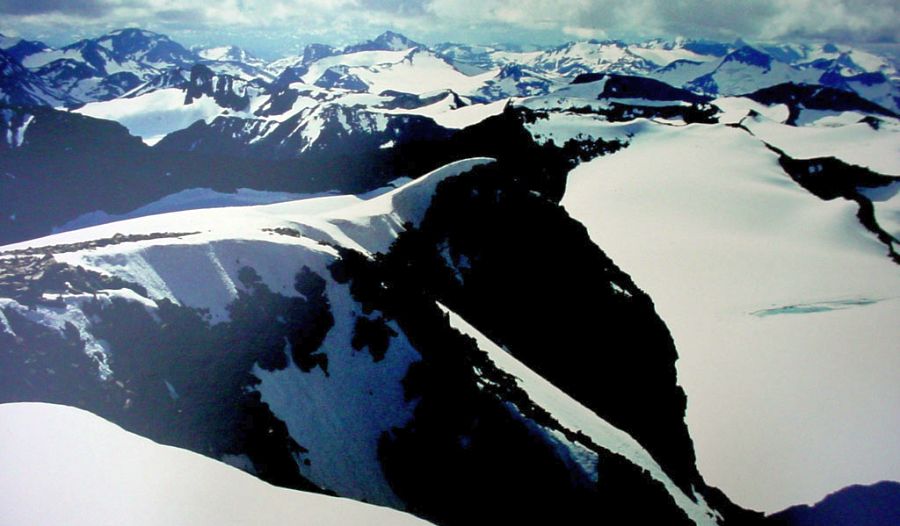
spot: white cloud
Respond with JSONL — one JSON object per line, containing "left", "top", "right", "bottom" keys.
{"left": 1, "top": 0, "right": 896, "bottom": 53}
{"left": 562, "top": 26, "right": 607, "bottom": 40}
{"left": 427, "top": 0, "right": 897, "bottom": 43}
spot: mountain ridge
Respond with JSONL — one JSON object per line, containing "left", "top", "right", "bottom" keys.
{"left": 3, "top": 28, "right": 897, "bottom": 111}
{"left": 1, "top": 24, "right": 898, "bottom": 526}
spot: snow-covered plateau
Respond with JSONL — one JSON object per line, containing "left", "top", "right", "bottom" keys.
{"left": 561, "top": 119, "right": 900, "bottom": 512}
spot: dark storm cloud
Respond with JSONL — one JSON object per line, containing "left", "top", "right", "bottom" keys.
{"left": 652, "top": 0, "right": 783, "bottom": 39}
{"left": 1, "top": 0, "right": 897, "bottom": 46}
{"left": 156, "top": 8, "right": 206, "bottom": 24}
{"left": 358, "top": 0, "right": 430, "bottom": 16}
{"left": 0, "top": 0, "right": 110, "bottom": 17}
{"left": 425, "top": 0, "right": 898, "bottom": 43}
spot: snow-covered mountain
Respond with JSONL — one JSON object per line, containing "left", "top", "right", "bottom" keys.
{"left": 343, "top": 30, "right": 423, "bottom": 54}
{"left": 0, "top": 48, "right": 68, "bottom": 106}
{"left": 15, "top": 29, "right": 198, "bottom": 104}
{"left": 651, "top": 45, "right": 900, "bottom": 113}
{"left": 3, "top": 29, "right": 274, "bottom": 105}
{"left": 194, "top": 44, "right": 275, "bottom": 82}
{"left": 0, "top": 402, "right": 437, "bottom": 525}
{"left": 4, "top": 28, "right": 898, "bottom": 113}
{"left": 0, "top": 152, "right": 770, "bottom": 524}
{"left": 195, "top": 44, "right": 264, "bottom": 66}
{"left": 0, "top": 35, "right": 52, "bottom": 63}
{"left": 2, "top": 26, "right": 899, "bottom": 526}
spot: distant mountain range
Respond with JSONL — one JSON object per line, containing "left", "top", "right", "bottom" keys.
{"left": 1, "top": 29, "right": 897, "bottom": 112}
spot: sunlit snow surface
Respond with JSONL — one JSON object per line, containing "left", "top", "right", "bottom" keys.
{"left": 742, "top": 112, "right": 900, "bottom": 175}
{"left": 55, "top": 188, "right": 333, "bottom": 233}
{"left": 301, "top": 48, "right": 494, "bottom": 96}
{"left": 561, "top": 120, "right": 900, "bottom": 512}
{"left": 73, "top": 88, "right": 226, "bottom": 145}
{"left": 0, "top": 403, "right": 435, "bottom": 526}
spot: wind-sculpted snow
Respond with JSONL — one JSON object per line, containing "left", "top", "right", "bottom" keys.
{"left": 317, "top": 157, "right": 496, "bottom": 253}
{"left": 56, "top": 188, "right": 326, "bottom": 233}
{"left": 0, "top": 403, "right": 437, "bottom": 526}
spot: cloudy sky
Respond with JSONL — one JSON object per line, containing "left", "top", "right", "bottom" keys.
{"left": 1, "top": 0, "right": 897, "bottom": 57}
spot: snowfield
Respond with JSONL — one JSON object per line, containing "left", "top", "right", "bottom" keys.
{"left": 0, "top": 403, "right": 435, "bottom": 526}
{"left": 380, "top": 96, "right": 509, "bottom": 130}
{"left": 56, "top": 188, "right": 327, "bottom": 233}
{"left": 300, "top": 49, "right": 493, "bottom": 96}
{"left": 561, "top": 121, "right": 900, "bottom": 512}
{"left": 73, "top": 88, "right": 229, "bottom": 145}
{"left": 741, "top": 112, "right": 900, "bottom": 175}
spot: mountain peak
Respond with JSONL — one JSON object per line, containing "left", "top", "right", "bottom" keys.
{"left": 102, "top": 28, "right": 169, "bottom": 42}
{"left": 343, "top": 31, "right": 421, "bottom": 54}
{"left": 90, "top": 28, "right": 196, "bottom": 66}
{"left": 0, "top": 48, "right": 67, "bottom": 106}
{"left": 724, "top": 45, "right": 773, "bottom": 69}
{"left": 195, "top": 45, "right": 258, "bottom": 63}
{"left": 373, "top": 31, "right": 418, "bottom": 50}
{"left": 301, "top": 43, "right": 336, "bottom": 63}
{"left": 3, "top": 38, "right": 51, "bottom": 62}
{"left": 498, "top": 63, "right": 527, "bottom": 80}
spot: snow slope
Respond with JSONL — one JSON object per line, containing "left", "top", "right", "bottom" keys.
{"left": 523, "top": 110, "right": 650, "bottom": 146}
{"left": 0, "top": 402, "right": 434, "bottom": 526}
{"left": 4, "top": 158, "right": 496, "bottom": 276}
{"left": 252, "top": 296, "right": 419, "bottom": 507}
{"left": 380, "top": 96, "right": 508, "bottom": 130}
{"left": 73, "top": 88, "right": 228, "bottom": 145}
{"left": 561, "top": 121, "right": 900, "bottom": 512}
{"left": 313, "top": 157, "right": 495, "bottom": 253}
{"left": 55, "top": 188, "right": 332, "bottom": 233}
{"left": 439, "top": 304, "right": 721, "bottom": 525}
{"left": 629, "top": 44, "right": 717, "bottom": 67}
{"left": 741, "top": 112, "right": 900, "bottom": 175}
{"left": 301, "top": 49, "right": 493, "bottom": 96}
{"left": 0, "top": 162, "right": 496, "bottom": 508}
{"left": 4, "top": 230, "right": 421, "bottom": 506}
